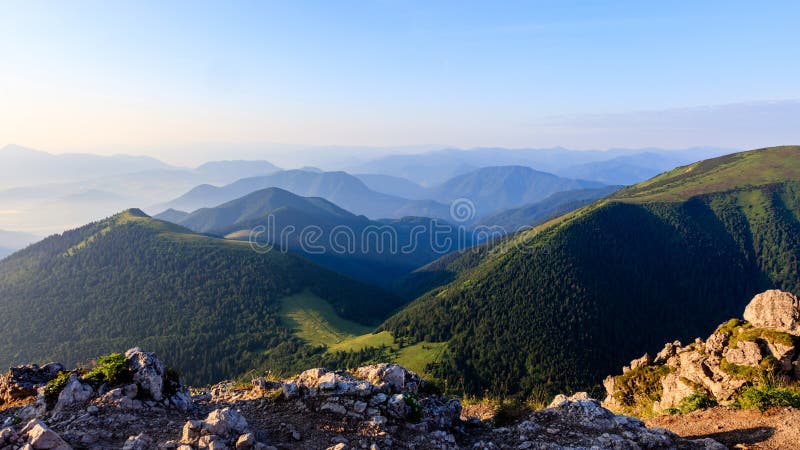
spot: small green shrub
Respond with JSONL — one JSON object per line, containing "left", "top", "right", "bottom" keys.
{"left": 43, "top": 371, "right": 71, "bottom": 403}
{"left": 404, "top": 394, "right": 423, "bottom": 423}
{"left": 716, "top": 318, "right": 742, "bottom": 335}
{"left": 82, "top": 353, "right": 132, "bottom": 385}
{"left": 737, "top": 386, "right": 800, "bottom": 411}
{"left": 676, "top": 391, "right": 718, "bottom": 413}
{"left": 612, "top": 365, "right": 672, "bottom": 407}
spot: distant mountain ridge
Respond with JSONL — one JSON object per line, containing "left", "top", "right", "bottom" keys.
{"left": 156, "top": 170, "right": 452, "bottom": 220}
{"left": 429, "top": 165, "right": 605, "bottom": 216}
{"left": 476, "top": 185, "right": 622, "bottom": 231}
{"left": 161, "top": 187, "right": 473, "bottom": 288}
{"left": 349, "top": 147, "right": 731, "bottom": 186}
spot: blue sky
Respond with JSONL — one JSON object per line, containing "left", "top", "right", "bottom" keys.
{"left": 1, "top": 1, "right": 799, "bottom": 163}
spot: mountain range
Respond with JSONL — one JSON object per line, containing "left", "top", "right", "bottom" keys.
{"left": 429, "top": 166, "right": 605, "bottom": 217}
{"left": 1, "top": 145, "right": 797, "bottom": 399}
{"left": 154, "top": 170, "right": 454, "bottom": 220}
{"left": 348, "top": 147, "right": 730, "bottom": 186}
{"left": 0, "top": 146, "right": 284, "bottom": 235}
{"left": 475, "top": 185, "right": 622, "bottom": 231}
{"left": 157, "top": 166, "right": 611, "bottom": 222}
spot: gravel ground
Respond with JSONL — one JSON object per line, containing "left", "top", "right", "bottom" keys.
{"left": 646, "top": 406, "right": 800, "bottom": 450}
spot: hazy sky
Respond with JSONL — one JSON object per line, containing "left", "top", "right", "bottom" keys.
{"left": 1, "top": 1, "right": 799, "bottom": 164}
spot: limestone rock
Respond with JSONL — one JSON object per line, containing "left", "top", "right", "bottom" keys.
{"left": 53, "top": 374, "right": 93, "bottom": 413}
{"left": 354, "top": 364, "right": 424, "bottom": 394}
{"left": 122, "top": 433, "right": 152, "bottom": 450}
{"left": 743, "top": 290, "right": 800, "bottom": 334}
{"left": 125, "top": 347, "right": 166, "bottom": 401}
{"left": 724, "top": 339, "right": 763, "bottom": 366}
{"left": 548, "top": 391, "right": 590, "bottom": 408}
{"left": 203, "top": 408, "right": 249, "bottom": 437}
{"left": 19, "top": 419, "right": 71, "bottom": 450}
{"left": 604, "top": 289, "right": 800, "bottom": 414}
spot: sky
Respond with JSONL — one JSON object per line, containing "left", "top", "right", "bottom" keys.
{"left": 1, "top": 0, "right": 799, "bottom": 165}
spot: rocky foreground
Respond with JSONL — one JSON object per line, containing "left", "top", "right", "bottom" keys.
{"left": 0, "top": 349, "right": 726, "bottom": 450}
{"left": 604, "top": 290, "right": 800, "bottom": 416}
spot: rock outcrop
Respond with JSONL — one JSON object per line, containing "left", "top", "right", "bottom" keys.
{"left": 0, "top": 349, "right": 724, "bottom": 449}
{"left": 603, "top": 289, "right": 800, "bottom": 415}
{"left": 0, "top": 363, "right": 64, "bottom": 406}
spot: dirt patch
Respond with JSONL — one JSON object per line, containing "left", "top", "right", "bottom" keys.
{"left": 646, "top": 406, "right": 800, "bottom": 450}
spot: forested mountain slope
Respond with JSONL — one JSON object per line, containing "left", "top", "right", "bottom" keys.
{"left": 0, "top": 209, "right": 402, "bottom": 384}
{"left": 380, "top": 146, "right": 800, "bottom": 397}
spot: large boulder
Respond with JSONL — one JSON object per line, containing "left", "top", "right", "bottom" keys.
{"left": 180, "top": 408, "right": 272, "bottom": 450}
{"left": 743, "top": 290, "right": 800, "bottom": 335}
{"left": 18, "top": 419, "right": 72, "bottom": 450}
{"left": 515, "top": 397, "right": 726, "bottom": 449}
{"left": 125, "top": 347, "right": 166, "bottom": 401}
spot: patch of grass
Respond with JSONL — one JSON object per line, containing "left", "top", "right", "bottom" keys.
{"left": 43, "top": 371, "right": 71, "bottom": 403}
{"left": 613, "top": 147, "right": 800, "bottom": 203}
{"left": 720, "top": 356, "right": 779, "bottom": 380}
{"left": 395, "top": 342, "right": 447, "bottom": 376}
{"left": 720, "top": 358, "right": 762, "bottom": 380}
{"left": 716, "top": 318, "right": 743, "bottom": 335}
{"left": 737, "top": 385, "right": 800, "bottom": 411}
{"left": 674, "top": 391, "right": 718, "bottom": 414}
{"left": 279, "top": 290, "right": 372, "bottom": 347}
{"left": 327, "top": 330, "right": 396, "bottom": 353}
{"left": 83, "top": 353, "right": 132, "bottom": 385}
{"left": 731, "top": 328, "right": 796, "bottom": 348}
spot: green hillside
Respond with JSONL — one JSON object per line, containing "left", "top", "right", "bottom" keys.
{"left": 0, "top": 209, "right": 403, "bottom": 384}
{"left": 613, "top": 146, "right": 800, "bottom": 202}
{"left": 373, "top": 146, "right": 800, "bottom": 398}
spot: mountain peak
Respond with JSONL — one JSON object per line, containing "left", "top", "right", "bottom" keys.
{"left": 120, "top": 208, "right": 150, "bottom": 218}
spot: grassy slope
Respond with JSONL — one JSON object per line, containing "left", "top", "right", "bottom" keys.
{"left": 326, "top": 330, "right": 447, "bottom": 377}
{"left": 279, "top": 290, "right": 372, "bottom": 346}
{"left": 613, "top": 146, "right": 800, "bottom": 202}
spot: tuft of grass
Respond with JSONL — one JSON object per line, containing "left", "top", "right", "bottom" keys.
{"left": 43, "top": 371, "right": 71, "bottom": 403}
{"left": 612, "top": 365, "right": 672, "bottom": 408}
{"left": 737, "top": 385, "right": 800, "bottom": 411}
{"left": 720, "top": 358, "right": 762, "bottom": 380}
{"left": 83, "top": 353, "right": 132, "bottom": 385}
